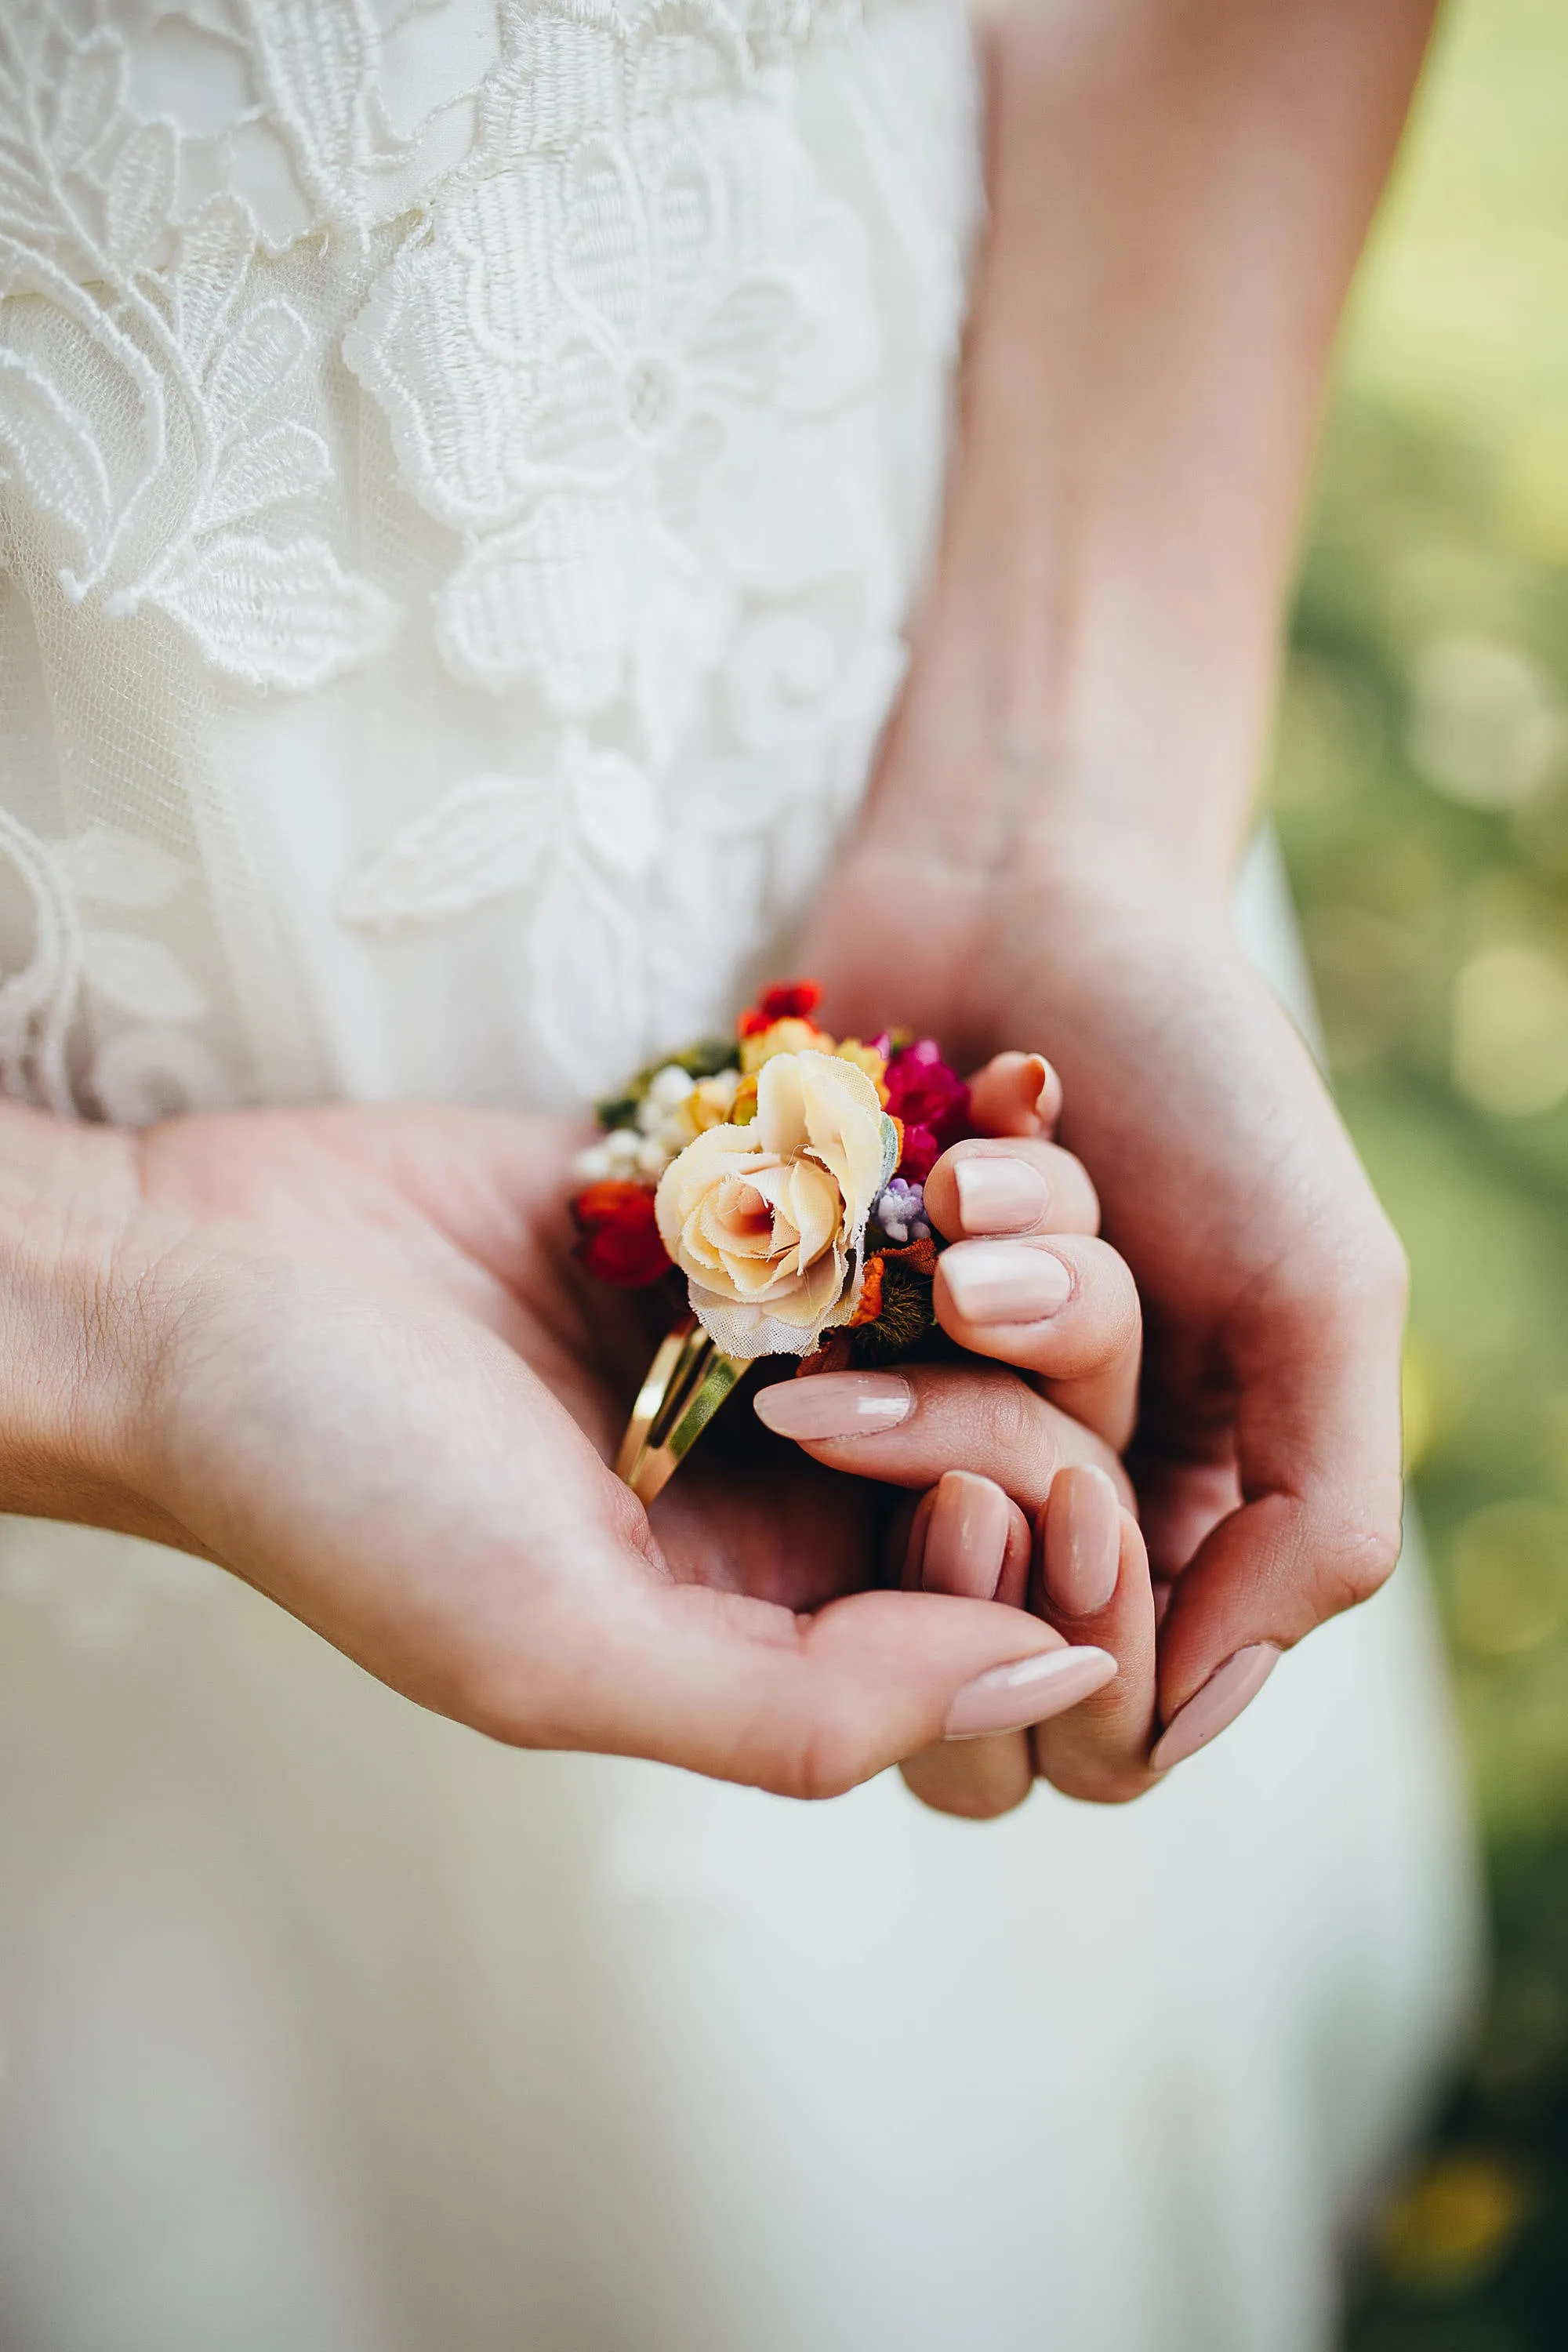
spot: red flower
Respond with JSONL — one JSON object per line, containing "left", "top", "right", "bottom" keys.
{"left": 884, "top": 1040, "right": 971, "bottom": 1172}
{"left": 572, "top": 1182, "right": 672, "bottom": 1287}
{"left": 758, "top": 978, "right": 822, "bottom": 1023}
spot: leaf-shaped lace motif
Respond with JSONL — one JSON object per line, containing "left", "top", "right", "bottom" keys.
{"left": 156, "top": 533, "right": 395, "bottom": 692}
{"left": 80, "top": 931, "right": 206, "bottom": 1023}
{"left": 0, "top": 811, "right": 227, "bottom": 1121}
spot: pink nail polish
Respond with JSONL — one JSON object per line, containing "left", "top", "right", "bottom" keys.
{"left": 902, "top": 1488, "right": 937, "bottom": 1589}
{"left": 1033, "top": 1058, "right": 1063, "bottom": 1127}
{"left": 921, "top": 1472, "right": 1011, "bottom": 1601}
{"left": 945, "top": 1646, "right": 1117, "bottom": 1739}
{"left": 1044, "top": 1465, "right": 1121, "bottom": 1616}
{"left": 753, "top": 1371, "right": 912, "bottom": 1442}
{"left": 953, "top": 1156, "right": 1050, "bottom": 1235}
{"left": 941, "top": 1242, "right": 1073, "bottom": 1325}
{"left": 1150, "top": 1644, "right": 1280, "bottom": 1771}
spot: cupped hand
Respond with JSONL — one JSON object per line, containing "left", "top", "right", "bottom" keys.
{"left": 757, "top": 1088, "right": 1160, "bottom": 1815}
{"left": 806, "top": 849, "right": 1407, "bottom": 1775}
{"left": 8, "top": 1098, "right": 1121, "bottom": 1799}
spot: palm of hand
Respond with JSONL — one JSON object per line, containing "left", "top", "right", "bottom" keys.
{"left": 118, "top": 1103, "right": 887, "bottom": 1723}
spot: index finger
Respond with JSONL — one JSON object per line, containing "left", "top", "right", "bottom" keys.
{"left": 923, "top": 1137, "right": 1101, "bottom": 1241}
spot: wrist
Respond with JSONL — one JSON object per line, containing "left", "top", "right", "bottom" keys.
{"left": 0, "top": 1109, "right": 162, "bottom": 1527}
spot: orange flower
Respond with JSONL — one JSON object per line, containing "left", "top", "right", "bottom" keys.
{"left": 847, "top": 1254, "right": 886, "bottom": 1327}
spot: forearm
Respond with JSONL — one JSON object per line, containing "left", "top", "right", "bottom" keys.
{"left": 873, "top": 0, "right": 1433, "bottom": 899}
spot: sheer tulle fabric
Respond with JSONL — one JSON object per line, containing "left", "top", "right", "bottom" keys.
{"left": 0, "top": 9, "right": 1475, "bottom": 2349}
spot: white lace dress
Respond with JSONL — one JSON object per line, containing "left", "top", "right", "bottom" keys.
{"left": 0, "top": 6, "right": 1478, "bottom": 2349}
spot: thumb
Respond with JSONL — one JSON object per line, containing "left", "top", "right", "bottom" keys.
{"left": 491, "top": 1579, "right": 1112, "bottom": 1799}
{"left": 1151, "top": 1264, "right": 1406, "bottom": 1772}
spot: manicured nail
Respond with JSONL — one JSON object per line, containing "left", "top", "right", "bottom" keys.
{"left": 753, "top": 1371, "right": 912, "bottom": 1442}
{"left": 953, "top": 1155, "right": 1050, "bottom": 1235}
{"left": 1150, "top": 1644, "right": 1280, "bottom": 1772}
{"left": 941, "top": 1242, "right": 1073, "bottom": 1325}
{"left": 921, "top": 1472, "right": 1011, "bottom": 1601}
{"left": 1043, "top": 1465, "right": 1121, "bottom": 1616}
{"left": 902, "top": 1488, "right": 938, "bottom": 1588}
{"left": 945, "top": 1645, "right": 1117, "bottom": 1740}
{"left": 1034, "top": 1058, "right": 1063, "bottom": 1127}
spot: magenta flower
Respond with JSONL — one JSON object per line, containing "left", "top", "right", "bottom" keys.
{"left": 885, "top": 1040, "right": 971, "bottom": 1178}
{"left": 895, "top": 1123, "right": 940, "bottom": 1182}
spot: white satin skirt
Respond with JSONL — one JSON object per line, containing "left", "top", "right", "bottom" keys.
{"left": 0, "top": 842, "right": 1479, "bottom": 2352}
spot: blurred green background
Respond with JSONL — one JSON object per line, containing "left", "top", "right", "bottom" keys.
{"left": 1273, "top": 4, "right": 1568, "bottom": 2342}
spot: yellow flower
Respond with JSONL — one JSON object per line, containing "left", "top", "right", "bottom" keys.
{"left": 832, "top": 1037, "right": 890, "bottom": 1102}
{"left": 739, "top": 1016, "right": 833, "bottom": 1075}
{"left": 688, "top": 1072, "right": 742, "bottom": 1132}
{"left": 655, "top": 1049, "right": 897, "bottom": 1358}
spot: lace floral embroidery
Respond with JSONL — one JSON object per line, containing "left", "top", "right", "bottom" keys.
{"left": 0, "top": 0, "right": 978, "bottom": 1107}
{"left": 0, "top": 809, "right": 230, "bottom": 1122}
{"left": 339, "top": 729, "right": 659, "bottom": 1070}
{"left": 335, "top": 0, "right": 919, "bottom": 1083}
{"left": 344, "top": 0, "right": 886, "bottom": 760}
{"left": 0, "top": 15, "right": 392, "bottom": 688}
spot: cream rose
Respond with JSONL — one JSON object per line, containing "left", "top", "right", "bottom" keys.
{"left": 655, "top": 1049, "right": 898, "bottom": 1358}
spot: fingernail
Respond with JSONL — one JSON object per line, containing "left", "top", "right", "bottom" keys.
{"left": 942, "top": 1242, "right": 1073, "bottom": 1324}
{"left": 1044, "top": 1465, "right": 1121, "bottom": 1616}
{"left": 953, "top": 1156, "right": 1050, "bottom": 1235}
{"left": 921, "top": 1472, "right": 1011, "bottom": 1601}
{"left": 902, "top": 1488, "right": 937, "bottom": 1588}
{"left": 945, "top": 1646, "right": 1117, "bottom": 1740}
{"left": 753, "top": 1371, "right": 912, "bottom": 1442}
{"left": 1034, "top": 1058, "right": 1063, "bottom": 1126}
{"left": 1150, "top": 1644, "right": 1280, "bottom": 1772}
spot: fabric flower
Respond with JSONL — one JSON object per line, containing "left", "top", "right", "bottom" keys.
{"left": 884, "top": 1040, "right": 970, "bottom": 1178}
{"left": 572, "top": 1181, "right": 672, "bottom": 1287}
{"left": 874, "top": 1177, "right": 930, "bottom": 1244}
{"left": 884, "top": 1039, "right": 971, "bottom": 1145}
{"left": 893, "top": 1123, "right": 938, "bottom": 1182}
{"left": 831, "top": 1036, "right": 890, "bottom": 1098}
{"left": 739, "top": 1014, "right": 833, "bottom": 1074}
{"left": 755, "top": 981, "right": 823, "bottom": 1024}
{"left": 655, "top": 1049, "right": 897, "bottom": 1357}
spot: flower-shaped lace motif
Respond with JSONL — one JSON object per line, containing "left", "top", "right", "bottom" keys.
{"left": 345, "top": 0, "right": 882, "bottom": 762}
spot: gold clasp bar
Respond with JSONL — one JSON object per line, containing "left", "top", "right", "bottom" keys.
{"left": 615, "top": 1315, "right": 746, "bottom": 1506}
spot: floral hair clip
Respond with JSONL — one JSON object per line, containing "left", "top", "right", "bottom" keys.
{"left": 571, "top": 981, "right": 978, "bottom": 1503}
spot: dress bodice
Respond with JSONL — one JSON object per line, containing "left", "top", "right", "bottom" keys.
{"left": 0, "top": 0, "right": 978, "bottom": 1116}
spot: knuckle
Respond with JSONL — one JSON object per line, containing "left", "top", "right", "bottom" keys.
{"left": 782, "top": 1711, "right": 873, "bottom": 1804}
{"left": 1087, "top": 1255, "right": 1142, "bottom": 1358}
{"left": 1380, "top": 1252, "right": 1410, "bottom": 1327}
{"left": 927, "top": 1784, "right": 1030, "bottom": 1821}
{"left": 1324, "top": 1530, "right": 1402, "bottom": 1614}
{"left": 1359, "top": 1215, "right": 1410, "bottom": 1319}
{"left": 982, "top": 1371, "right": 1054, "bottom": 1476}
{"left": 1269, "top": 1210, "right": 1408, "bottom": 1340}
{"left": 1043, "top": 1145, "right": 1101, "bottom": 1234}
{"left": 1317, "top": 1495, "right": 1405, "bottom": 1615}
{"left": 1042, "top": 1759, "right": 1156, "bottom": 1807}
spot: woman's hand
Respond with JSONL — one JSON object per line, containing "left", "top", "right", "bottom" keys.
{"left": 794, "top": 0, "right": 1432, "bottom": 1774}
{"left": 756, "top": 1112, "right": 1160, "bottom": 1815}
{"left": 1, "top": 1098, "right": 1132, "bottom": 1799}
{"left": 808, "top": 854, "right": 1406, "bottom": 1773}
